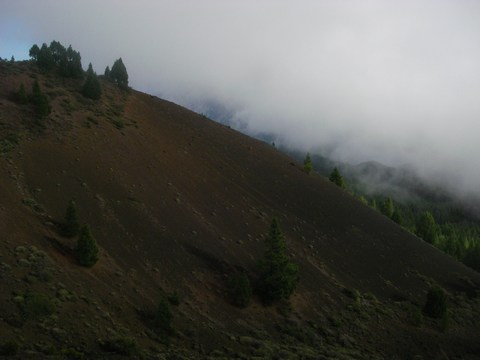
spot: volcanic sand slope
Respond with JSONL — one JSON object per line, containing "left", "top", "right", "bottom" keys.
{"left": 0, "top": 61, "right": 479, "bottom": 359}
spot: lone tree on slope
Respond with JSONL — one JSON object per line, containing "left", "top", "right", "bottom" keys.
{"left": 303, "top": 153, "right": 313, "bottom": 174}
{"left": 31, "top": 79, "right": 51, "bottom": 118}
{"left": 257, "top": 218, "right": 299, "bottom": 304}
{"left": 76, "top": 224, "right": 99, "bottom": 267}
{"left": 329, "top": 167, "right": 345, "bottom": 188}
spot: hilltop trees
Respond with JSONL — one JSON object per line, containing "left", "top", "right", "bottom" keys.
{"left": 82, "top": 63, "right": 102, "bottom": 100}
{"left": 29, "top": 41, "right": 83, "bottom": 78}
{"left": 257, "top": 218, "right": 299, "bottom": 304}
{"left": 108, "top": 58, "right": 129, "bottom": 89}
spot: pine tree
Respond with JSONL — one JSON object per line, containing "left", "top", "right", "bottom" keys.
{"left": 36, "top": 43, "right": 54, "bottom": 70}
{"left": 30, "top": 79, "right": 51, "bottom": 118}
{"left": 257, "top": 218, "right": 299, "bottom": 304}
{"left": 49, "top": 40, "right": 66, "bottom": 64}
{"left": 110, "top": 58, "right": 129, "bottom": 89}
{"left": 382, "top": 197, "right": 395, "bottom": 219}
{"left": 329, "top": 167, "right": 345, "bottom": 188}
{"left": 104, "top": 66, "right": 110, "bottom": 79}
{"left": 303, "top": 153, "right": 313, "bottom": 174}
{"left": 16, "top": 83, "right": 28, "bottom": 104}
{"left": 29, "top": 44, "right": 40, "bottom": 61}
{"left": 76, "top": 224, "right": 99, "bottom": 267}
{"left": 416, "top": 212, "right": 438, "bottom": 245}
{"left": 82, "top": 63, "right": 102, "bottom": 100}
{"left": 391, "top": 209, "right": 403, "bottom": 225}
{"left": 62, "top": 200, "right": 80, "bottom": 237}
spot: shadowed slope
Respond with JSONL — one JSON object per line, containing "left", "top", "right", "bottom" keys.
{"left": 0, "top": 61, "right": 479, "bottom": 358}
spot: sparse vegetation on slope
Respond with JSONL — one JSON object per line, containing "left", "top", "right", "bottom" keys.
{"left": 0, "top": 54, "right": 479, "bottom": 359}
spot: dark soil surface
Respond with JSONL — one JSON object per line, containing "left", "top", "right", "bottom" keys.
{"left": 0, "top": 61, "right": 479, "bottom": 359}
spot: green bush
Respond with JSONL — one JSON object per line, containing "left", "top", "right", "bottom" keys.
{"left": 16, "top": 83, "right": 28, "bottom": 104}
{"left": 154, "top": 297, "right": 174, "bottom": 336}
{"left": 227, "top": 272, "right": 252, "bottom": 308}
{"left": 24, "top": 292, "right": 55, "bottom": 319}
{"left": 423, "top": 286, "right": 447, "bottom": 319}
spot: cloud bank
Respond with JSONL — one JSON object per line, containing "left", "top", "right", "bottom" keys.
{"left": 2, "top": 0, "right": 480, "bottom": 194}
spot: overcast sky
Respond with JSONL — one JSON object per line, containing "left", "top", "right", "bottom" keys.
{"left": 2, "top": 0, "right": 480, "bottom": 194}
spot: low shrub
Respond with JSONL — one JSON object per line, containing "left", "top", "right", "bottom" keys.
{"left": 99, "top": 337, "right": 138, "bottom": 356}
{"left": 227, "top": 272, "right": 252, "bottom": 308}
{"left": 23, "top": 292, "right": 55, "bottom": 319}
{"left": 423, "top": 286, "right": 447, "bottom": 319}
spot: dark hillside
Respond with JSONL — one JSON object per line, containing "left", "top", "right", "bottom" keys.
{"left": 1, "top": 60, "right": 479, "bottom": 359}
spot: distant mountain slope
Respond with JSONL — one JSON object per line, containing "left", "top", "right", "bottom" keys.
{"left": 0, "top": 60, "right": 479, "bottom": 359}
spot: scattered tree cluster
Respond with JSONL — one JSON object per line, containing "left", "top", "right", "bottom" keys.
{"left": 29, "top": 40, "right": 83, "bottom": 78}
{"left": 28, "top": 41, "right": 105, "bottom": 101}
{"left": 361, "top": 193, "right": 480, "bottom": 271}
{"left": 16, "top": 79, "right": 52, "bottom": 118}
{"left": 60, "top": 201, "right": 99, "bottom": 267}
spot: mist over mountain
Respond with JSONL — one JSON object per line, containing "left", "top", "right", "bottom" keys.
{"left": 2, "top": 1, "right": 480, "bottom": 199}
